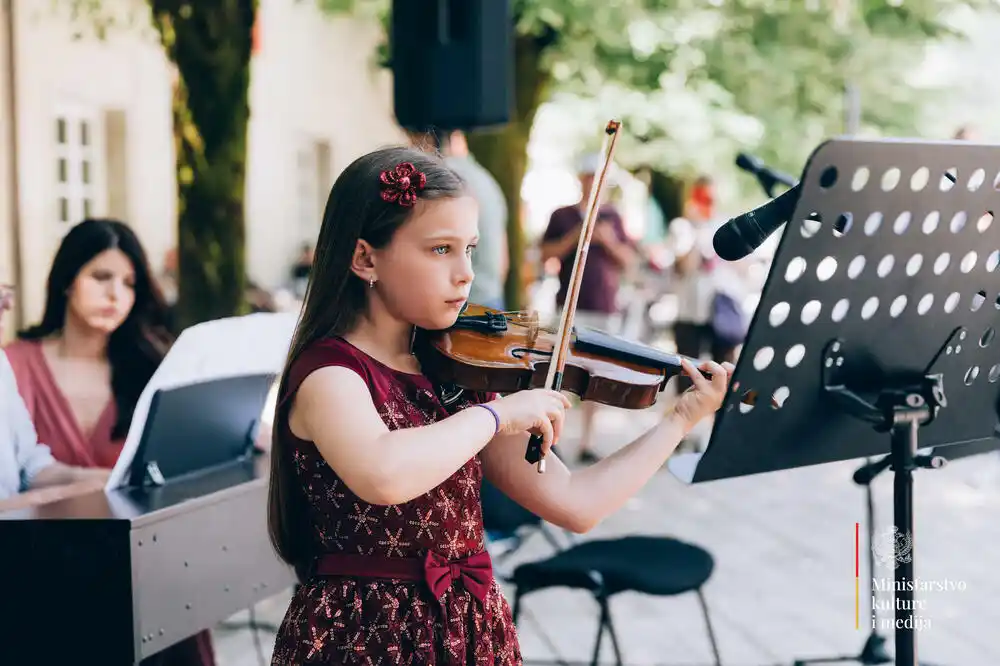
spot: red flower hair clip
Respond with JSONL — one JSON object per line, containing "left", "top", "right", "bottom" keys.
{"left": 379, "top": 162, "right": 426, "bottom": 207}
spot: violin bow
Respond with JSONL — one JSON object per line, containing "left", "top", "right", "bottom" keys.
{"left": 526, "top": 119, "right": 623, "bottom": 473}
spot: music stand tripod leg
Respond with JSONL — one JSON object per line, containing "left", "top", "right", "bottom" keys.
{"left": 793, "top": 335, "right": 949, "bottom": 666}
{"left": 825, "top": 339, "right": 950, "bottom": 666}
{"left": 888, "top": 409, "right": 922, "bottom": 666}
{"left": 791, "top": 454, "right": 893, "bottom": 666}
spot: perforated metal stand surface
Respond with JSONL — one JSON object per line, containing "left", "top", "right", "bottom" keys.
{"left": 668, "top": 137, "right": 1000, "bottom": 666}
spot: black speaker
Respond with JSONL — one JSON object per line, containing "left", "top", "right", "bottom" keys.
{"left": 391, "top": 0, "right": 513, "bottom": 132}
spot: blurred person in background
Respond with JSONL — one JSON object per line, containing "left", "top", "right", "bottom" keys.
{"left": 440, "top": 129, "right": 509, "bottom": 310}
{"left": 290, "top": 242, "right": 314, "bottom": 300}
{"left": 540, "top": 154, "right": 638, "bottom": 463}
{"left": 0, "top": 284, "right": 109, "bottom": 509}
{"left": 408, "top": 129, "right": 509, "bottom": 310}
{"left": 665, "top": 176, "right": 747, "bottom": 448}
{"left": 2, "top": 219, "right": 215, "bottom": 666}
{"left": 668, "top": 177, "right": 741, "bottom": 374}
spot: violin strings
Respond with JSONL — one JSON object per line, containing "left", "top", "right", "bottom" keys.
{"left": 495, "top": 310, "right": 539, "bottom": 325}
{"left": 491, "top": 310, "right": 548, "bottom": 339}
{"left": 494, "top": 310, "right": 592, "bottom": 338}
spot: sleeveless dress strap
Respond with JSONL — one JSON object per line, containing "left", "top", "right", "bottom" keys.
{"left": 280, "top": 337, "right": 371, "bottom": 411}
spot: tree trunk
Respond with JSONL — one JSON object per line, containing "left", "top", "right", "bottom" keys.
{"left": 466, "top": 34, "right": 550, "bottom": 311}
{"left": 151, "top": 1, "right": 255, "bottom": 329}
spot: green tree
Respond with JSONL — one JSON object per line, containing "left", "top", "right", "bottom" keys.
{"left": 65, "top": 0, "right": 258, "bottom": 327}
{"left": 469, "top": 0, "right": 689, "bottom": 308}
{"left": 150, "top": 1, "right": 256, "bottom": 328}
{"left": 322, "top": 0, "right": 990, "bottom": 307}
{"left": 68, "top": 0, "right": 994, "bottom": 317}
{"left": 64, "top": 0, "right": 388, "bottom": 326}
{"left": 534, "top": 1, "right": 999, "bottom": 207}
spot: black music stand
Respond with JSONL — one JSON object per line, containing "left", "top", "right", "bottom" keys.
{"left": 127, "top": 373, "right": 276, "bottom": 488}
{"left": 668, "top": 137, "right": 1000, "bottom": 666}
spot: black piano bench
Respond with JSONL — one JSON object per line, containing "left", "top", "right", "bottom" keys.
{"left": 510, "top": 535, "right": 722, "bottom": 666}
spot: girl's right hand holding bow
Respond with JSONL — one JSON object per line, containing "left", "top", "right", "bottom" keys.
{"left": 294, "top": 368, "right": 572, "bottom": 507}
{"left": 487, "top": 389, "right": 572, "bottom": 456}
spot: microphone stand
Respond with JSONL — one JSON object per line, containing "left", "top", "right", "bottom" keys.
{"left": 752, "top": 169, "right": 784, "bottom": 199}
{"left": 734, "top": 152, "right": 796, "bottom": 199}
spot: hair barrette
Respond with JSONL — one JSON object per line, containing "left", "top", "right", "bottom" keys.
{"left": 380, "top": 162, "right": 426, "bottom": 207}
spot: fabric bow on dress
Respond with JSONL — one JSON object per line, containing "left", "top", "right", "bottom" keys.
{"left": 422, "top": 550, "right": 493, "bottom": 602}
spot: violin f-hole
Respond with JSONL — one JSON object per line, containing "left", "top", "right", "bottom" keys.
{"left": 510, "top": 347, "right": 553, "bottom": 360}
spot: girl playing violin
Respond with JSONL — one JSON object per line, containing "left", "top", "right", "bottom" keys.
{"left": 267, "top": 146, "right": 733, "bottom": 665}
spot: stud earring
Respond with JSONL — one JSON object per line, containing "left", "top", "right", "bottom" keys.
{"left": 369, "top": 276, "right": 375, "bottom": 288}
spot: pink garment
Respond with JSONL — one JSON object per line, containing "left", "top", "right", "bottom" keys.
{"left": 2, "top": 340, "right": 121, "bottom": 469}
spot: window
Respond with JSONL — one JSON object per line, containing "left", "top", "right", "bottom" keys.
{"left": 295, "top": 138, "right": 332, "bottom": 243}
{"left": 53, "top": 107, "right": 102, "bottom": 225}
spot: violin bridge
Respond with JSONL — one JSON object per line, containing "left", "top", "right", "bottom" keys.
{"left": 500, "top": 310, "right": 539, "bottom": 326}
{"left": 500, "top": 310, "right": 541, "bottom": 341}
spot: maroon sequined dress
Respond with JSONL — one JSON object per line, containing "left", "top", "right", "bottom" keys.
{"left": 270, "top": 337, "right": 521, "bottom": 665}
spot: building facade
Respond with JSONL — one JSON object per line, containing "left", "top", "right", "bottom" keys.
{"left": 0, "top": 0, "right": 404, "bottom": 337}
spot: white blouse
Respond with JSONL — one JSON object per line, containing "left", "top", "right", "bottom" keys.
{"left": 0, "top": 350, "right": 54, "bottom": 499}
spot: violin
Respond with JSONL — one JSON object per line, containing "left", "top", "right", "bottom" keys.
{"left": 416, "top": 303, "right": 710, "bottom": 410}
{"left": 419, "top": 119, "right": 719, "bottom": 473}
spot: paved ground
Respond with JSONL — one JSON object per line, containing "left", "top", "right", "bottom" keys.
{"left": 211, "top": 397, "right": 1000, "bottom": 666}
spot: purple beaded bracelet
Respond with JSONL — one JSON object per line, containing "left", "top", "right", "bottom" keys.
{"left": 474, "top": 404, "right": 501, "bottom": 435}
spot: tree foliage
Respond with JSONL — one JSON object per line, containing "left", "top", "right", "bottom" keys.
{"left": 149, "top": 0, "right": 256, "bottom": 328}
{"left": 533, "top": 0, "right": 998, "bottom": 184}
{"left": 321, "top": 0, "right": 994, "bottom": 304}
{"left": 63, "top": 0, "right": 997, "bottom": 314}
{"left": 62, "top": 0, "right": 256, "bottom": 326}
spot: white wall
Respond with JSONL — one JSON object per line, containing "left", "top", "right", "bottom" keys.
{"left": 12, "top": 0, "right": 175, "bottom": 325}
{"left": 0, "top": 0, "right": 14, "bottom": 310}
{"left": 2, "top": 0, "right": 405, "bottom": 322}
{"left": 245, "top": 0, "right": 405, "bottom": 291}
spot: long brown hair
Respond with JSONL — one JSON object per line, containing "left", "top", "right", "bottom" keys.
{"left": 19, "top": 218, "right": 173, "bottom": 439}
{"left": 267, "top": 146, "right": 466, "bottom": 580}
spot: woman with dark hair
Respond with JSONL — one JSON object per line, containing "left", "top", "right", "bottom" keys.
{"left": 3, "top": 218, "right": 215, "bottom": 666}
{"left": 5, "top": 218, "right": 171, "bottom": 464}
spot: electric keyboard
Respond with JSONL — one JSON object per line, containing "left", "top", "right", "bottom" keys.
{"left": 0, "top": 455, "right": 295, "bottom": 664}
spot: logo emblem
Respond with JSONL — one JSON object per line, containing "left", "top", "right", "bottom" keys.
{"left": 872, "top": 526, "right": 913, "bottom": 569}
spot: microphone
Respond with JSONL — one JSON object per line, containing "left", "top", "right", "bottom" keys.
{"left": 712, "top": 184, "right": 803, "bottom": 261}
{"left": 715, "top": 163, "right": 961, "bottom": 262}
